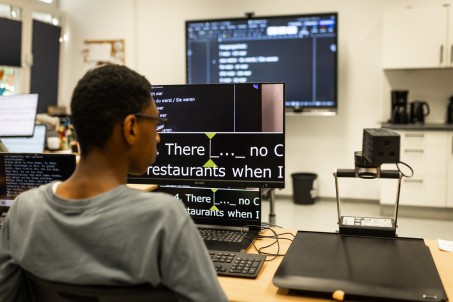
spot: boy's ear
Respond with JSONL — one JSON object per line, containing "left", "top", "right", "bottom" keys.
{"left": 122, "top": 114, "right": 138, "bottom": 145}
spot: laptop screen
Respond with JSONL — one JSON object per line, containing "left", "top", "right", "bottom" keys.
{"left": 0, "top": 94, "right": 39, "bottom": 137}
{"left": 1, "top": 124, "right": 47, "bottom": 153}
{"left": 157, "top": 185, "right": 261, "bottom": 227}
{"left": 0, "top": 153, "right": 76, "bottom": 210}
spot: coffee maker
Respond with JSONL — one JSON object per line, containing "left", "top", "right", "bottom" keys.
{"left": 391, "top": 90, "right": 409, "bottom": 124}
{"left": 447, "top": 96, "right": 453, "bottom": 124}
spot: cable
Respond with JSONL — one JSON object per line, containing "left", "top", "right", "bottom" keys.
{"left": 258, "top": 223, "right": 295, "bottom": 241}
{"left": 240, "top": 224, "right": 295, "bottom": 261}
{"left": 396, "top": 160, "right": 414, "bottom": 178}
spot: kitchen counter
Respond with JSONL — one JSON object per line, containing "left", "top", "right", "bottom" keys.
{"left": 381, "top": 122, "right": 453, "bottom": 131}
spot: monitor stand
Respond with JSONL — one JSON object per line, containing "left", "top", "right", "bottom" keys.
{"left": 263, "top": 188, "right": 276, "bottom": 225}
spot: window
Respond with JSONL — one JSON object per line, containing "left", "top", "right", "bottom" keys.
{"left": 0, "top": 67, "right": 21, "bottom": 95}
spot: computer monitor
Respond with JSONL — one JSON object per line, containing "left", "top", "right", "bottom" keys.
{"left": 1, "top": 124, "right": 47, "bottom": 153}
{"left": 186, "top": 13, "right": 338, "bottom": 115}
{"left": 0, "top": 153, "right": 76, "bottom": 211}
{"left": 157, "top": 185, "right": 261, "bottom": 227}
{"left": 0, "top": 94, "right": 39, "bottom": 137}
{"left": 128, "top": 83, "right": 285, "bottom": 188}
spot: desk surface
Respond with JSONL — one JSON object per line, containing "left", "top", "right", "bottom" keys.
{"left": 218, "top": 229, "right": 453, "bottom": 302}
{"left": 126, "top": 183, "right": 158, "bottom": 192}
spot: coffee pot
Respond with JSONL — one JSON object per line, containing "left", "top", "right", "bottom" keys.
{"left": 392, "top": 105, "right": 409, "bottom": 124}
{"left": 410, "top": 100, "right": 430, "bottom": 123}
{"left": 390, "top": 90, "right": 409, "bottom": 124}
{"left": 447, "top": 96, "right": 453, "bottom": 124}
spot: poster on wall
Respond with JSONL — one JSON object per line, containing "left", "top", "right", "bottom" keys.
{"left": 82, "top": 39, "right": 125, "bottom": 69}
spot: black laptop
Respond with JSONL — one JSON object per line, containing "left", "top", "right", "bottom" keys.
{"left": 0, "top": 153, "right": 76, "bottom": 225}
{"left": 157, "top": 185, "right": 262, "bottom": 252}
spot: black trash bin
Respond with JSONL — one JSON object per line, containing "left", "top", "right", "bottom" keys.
{"left": 291, "top": 173, "right": 317, "bottom": 205}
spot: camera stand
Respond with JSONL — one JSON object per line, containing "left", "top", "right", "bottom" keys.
{"left": 333, "top": 168, "right": 402, "bottom": 237}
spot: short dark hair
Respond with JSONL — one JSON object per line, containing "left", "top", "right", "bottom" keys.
{"left": 71, "top": 64, "right": 152, "bottom": 155}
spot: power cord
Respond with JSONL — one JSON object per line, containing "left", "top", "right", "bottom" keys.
{"left": 240, "top": 223, "right": 295, "bottom": 261}
{"left": 396, "top": 160, "right": 414, "bottom": 178}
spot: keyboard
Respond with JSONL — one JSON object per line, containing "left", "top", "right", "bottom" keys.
{"left": 209, "top": 250, "right": 265, "bottom": 278}
{"left": 199, "top": 229, "right": 243, "bottom": 242}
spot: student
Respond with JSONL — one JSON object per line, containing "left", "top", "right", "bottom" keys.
{"left": 0, "top": 64, "right": 228, "bottom": 302}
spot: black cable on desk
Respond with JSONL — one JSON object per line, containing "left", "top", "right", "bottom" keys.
{"left": 240, "top": 224, "right": 295, "bottom": 261}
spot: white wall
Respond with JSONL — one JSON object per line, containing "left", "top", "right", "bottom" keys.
{"left": 58, "top": 0, "right": 453, "bottom": 200}
{"left": 58, "top": 0, "right": 137, "bottom": 105}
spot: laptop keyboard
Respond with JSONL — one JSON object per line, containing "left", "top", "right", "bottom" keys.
{"left": 209, "top": 250, "right": 265, "bottom": 278}
{"left": 199, "top": 229, "right": 243, "bottom": 242}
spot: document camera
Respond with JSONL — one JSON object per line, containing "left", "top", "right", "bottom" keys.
{"left": 333, "top": 128, "right": 407, "bottom": 238}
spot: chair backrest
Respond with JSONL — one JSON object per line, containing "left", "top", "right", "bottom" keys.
{"left": 24, "top": 271, "right": 179, "bottom": 302}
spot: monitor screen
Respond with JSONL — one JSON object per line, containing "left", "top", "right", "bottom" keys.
{"left": 186, "top": 13, "right": 338, "bottom": 115}
{"left": 0, "top": 94, "right": 39, "bottom": 137}
{"left": 1, "top": 124, "right": 47, "bottom": 153}
{"left": 156, "top": 185, "right": 261, "bottom": 227}
{"left": 128, "top": 83, "right": 285, "bottom": 188}
{"left": 0, "top": 153, "right": 76, "bottom": 211}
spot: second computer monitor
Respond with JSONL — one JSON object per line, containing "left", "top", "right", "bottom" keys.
{"left": 0, "top": 153, "right": 76, "bottom": 210}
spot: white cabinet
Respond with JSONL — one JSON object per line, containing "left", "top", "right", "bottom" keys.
{"left": 380, "top": 130, "right": 449, "bottom": 207}
{"left": 447, "top": 133, "right": 453, "bottom": 207}
{"left": 383, "top": 4, "right": 453, "bottom": 69}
